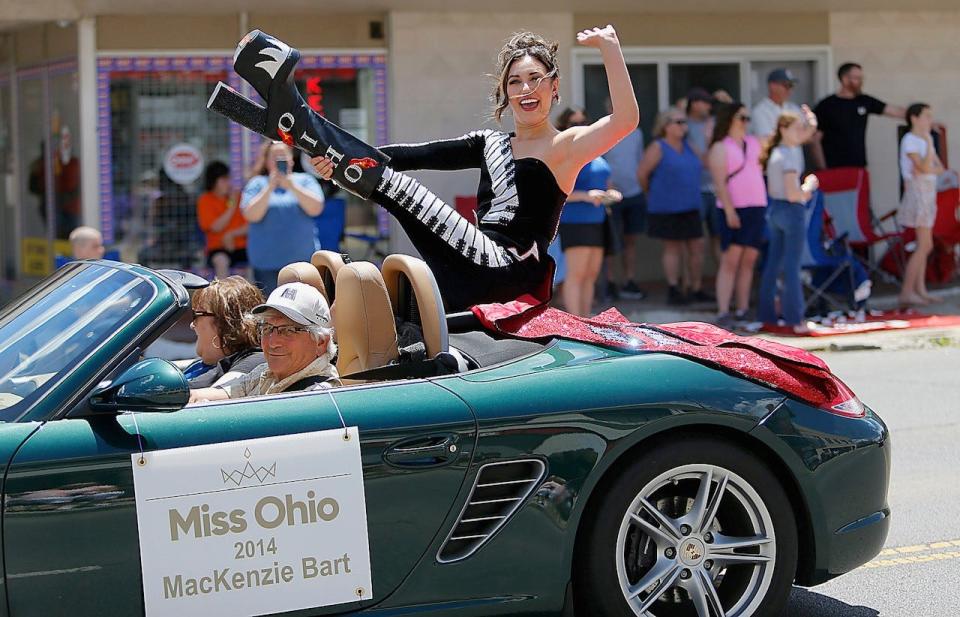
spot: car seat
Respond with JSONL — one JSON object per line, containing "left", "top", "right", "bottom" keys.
{"left": 333, "top": 261, "right": 399, "bottom": 383}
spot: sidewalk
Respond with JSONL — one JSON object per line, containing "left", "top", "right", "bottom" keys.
{"left": 601, "top": 282, "right": 960, "bottom": 352}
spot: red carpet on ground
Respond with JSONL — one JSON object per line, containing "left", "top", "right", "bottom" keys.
{"left": 762, "top": 310, "right": 960, "bottom": 337}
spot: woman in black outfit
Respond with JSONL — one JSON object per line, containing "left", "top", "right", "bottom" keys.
{"left": 224, "top": 25, "right": 638, "bottom": 311}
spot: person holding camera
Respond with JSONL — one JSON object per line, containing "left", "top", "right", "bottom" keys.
{"left": 241, "top": 141, "right": 325, "bottom": 295}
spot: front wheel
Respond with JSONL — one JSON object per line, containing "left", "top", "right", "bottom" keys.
{"left": 575, "top": 437, "right": 798, "bottom": 617}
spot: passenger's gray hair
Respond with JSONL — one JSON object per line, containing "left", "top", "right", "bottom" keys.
{"left": 307, "top": 325, "right": 337, "bottom": 364}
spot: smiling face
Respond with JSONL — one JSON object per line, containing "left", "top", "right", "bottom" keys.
{"left": 258, "top": 310, "right": 324, "bottom": 382}
{"left": 505, "top": 55, "right": 557, "bottom": 126}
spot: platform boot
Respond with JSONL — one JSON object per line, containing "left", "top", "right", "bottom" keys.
{"left": 208, "top": 29, "right": 389, "bottom": 199}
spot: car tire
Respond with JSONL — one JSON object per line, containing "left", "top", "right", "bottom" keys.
{"left": 574, "top": 436, "right": 797, "bottom": 617}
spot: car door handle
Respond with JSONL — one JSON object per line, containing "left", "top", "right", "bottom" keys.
{"left": 383, "top": 433, "right": 461, "bottom": 468}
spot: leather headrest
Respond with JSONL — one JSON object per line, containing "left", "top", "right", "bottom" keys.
{"left": 310, "top": 250, "right": 346, "bottom": 305}
{"left": 333, "top": 262, "right": 399, "bottom": 381}
{"left": 277, "top": 262, "right": 327, "bottom": 301}
{"left": 381, "top": 254, "right": 448, "bottom": 358}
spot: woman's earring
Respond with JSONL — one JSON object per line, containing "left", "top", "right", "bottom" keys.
{"left": 553, "top": 90, "right": 561, "bottom": 103}
{"left": 211, "top": 336, "right": 222, "bottom": 350}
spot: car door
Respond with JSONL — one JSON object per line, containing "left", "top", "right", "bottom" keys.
{"left": 2, "top": 379, "right": 476, "bottom": 616}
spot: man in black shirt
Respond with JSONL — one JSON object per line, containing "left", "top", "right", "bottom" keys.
{"left": 811, "top": 63, "right": 905, "bottom": 169}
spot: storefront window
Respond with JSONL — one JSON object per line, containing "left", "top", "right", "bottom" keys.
{"left": 0, "top": 71, "right": 14, "bottom": 284}
{"left": 583, "top": 63, "right": 658, "bottom": 144}
{"left": 99, "top": 54, "right": 387, "bottom": 270}
{"left": 102, "top": 58, "right": 232, "bottom": 268}
{"left": 14, "top": 61, "right": 80, "bottom": 278}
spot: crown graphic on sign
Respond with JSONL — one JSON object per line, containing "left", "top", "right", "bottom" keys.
{"left": 221, "top": 448, "right": 278, "bottom": 486}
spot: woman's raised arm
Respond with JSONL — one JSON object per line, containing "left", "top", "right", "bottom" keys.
{"left": 561, "top": 26, "right": 640, "bottom": 166}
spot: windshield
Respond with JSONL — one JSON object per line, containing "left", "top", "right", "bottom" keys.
{"left": 0, "top": 264, "right": 155, "bottom": 420}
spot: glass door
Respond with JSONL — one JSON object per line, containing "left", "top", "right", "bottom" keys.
{"left": 668, "top": 62, "right": 740, "bottom": 107}
{"left": 583, "top": 63, "right": 657, "bottom": 144}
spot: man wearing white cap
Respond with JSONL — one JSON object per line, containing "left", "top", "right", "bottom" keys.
{"left": 188, "top": 282, "right": 340, "bottom": 402}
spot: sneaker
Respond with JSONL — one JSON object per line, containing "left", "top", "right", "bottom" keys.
{"left": 667, "top": 286, "right": 689, "bottom": 306}
{"left": 620, "top": 280, "right": 646, "bottom": 300}
{"left": 688, "top": 289, "right": 715, "bottom": 303}
{"left": 605, "top": 281, "right": 621, "bottom": 301}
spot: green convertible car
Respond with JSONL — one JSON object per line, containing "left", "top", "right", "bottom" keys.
{"left": 0, "top": 260, "right": 889, "bottom": 617}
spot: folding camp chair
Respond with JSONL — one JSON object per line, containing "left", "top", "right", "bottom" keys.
{"left": 801, "top": 191, "right": 872, "bottom": 315}
{"left": 816, "top": 167, "right": 907, "bottom": 283}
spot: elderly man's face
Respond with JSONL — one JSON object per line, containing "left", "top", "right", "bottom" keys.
{"left": 258, "top": 311, "right": 326, "bottom": 382}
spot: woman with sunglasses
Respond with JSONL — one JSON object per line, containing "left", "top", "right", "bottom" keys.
{"left": 637, "top": 109, "right": 708, "bottom": 306}
{"left": 291, "top": 26, "right": 638, "bottom": 312}
{"left": 183, "top": 276, "right": 265, "bottom": 388}
{"left": 553, "top": 107, "right": 622, "bottom": 316}
{"left": 708, "top": 102, "right": 769, "bottom": 328}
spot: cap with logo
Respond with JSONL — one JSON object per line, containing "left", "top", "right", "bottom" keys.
{"left": 252, "top": 282, "right": 331, "bottom": 327}
{"left": 768, "top": 68, "right": 798, "bottom": 85}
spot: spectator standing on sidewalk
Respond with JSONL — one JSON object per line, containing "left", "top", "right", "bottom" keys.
{"left": 686, "top": 88, "right": 720, "bottom": 262}
{"left": 602, "top": 100, "right": 647, "bottom": 300}
{"left": 897, "top": 103, "right": 944, "bottom": 308}
{"left": 758, "top": 109, "right": 820, "bottom": 332}
{"left": 637, "top": 109, "right": 708, "bottom": 306}
{"left": 751, "top": 68, "right": 804, "bottom": 141}
{"left": 240, "top": 141, "right": 325, "bottom": 296}
{"left": 556, "top": 108, "right": 623, "bottom": 317}
{"left": 198, "top": 161, "right": 248, "bottom": 280}
{"left": 811, "top": 63, "right": 906, "bottom": 169}
{"left": 708, "top": 102, "right": 768, "bottom": 327}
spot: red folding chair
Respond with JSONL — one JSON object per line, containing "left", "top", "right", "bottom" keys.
{"left": 816, "top": 167, "right": 907, "bottom": 282}
{"left": 877, "top": 184, "right": 960, "bottom": 283}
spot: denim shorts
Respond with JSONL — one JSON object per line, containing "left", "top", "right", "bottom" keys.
{"left": 717, "top": 206, "right": 767, "bottom": 250}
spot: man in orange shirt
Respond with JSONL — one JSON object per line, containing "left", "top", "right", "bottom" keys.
{"left": 197, "top": 161, "right": 248, "bottom": 279}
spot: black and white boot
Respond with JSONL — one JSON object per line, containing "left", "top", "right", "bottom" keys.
{"left": 208, "top": 30, "right": 390, "bottom": 199}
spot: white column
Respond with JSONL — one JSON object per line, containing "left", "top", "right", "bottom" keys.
{"left": 77, "top": 17, "right": 99, "bottom": 231}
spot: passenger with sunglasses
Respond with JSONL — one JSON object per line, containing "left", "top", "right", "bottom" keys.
{"left": 637, "top": 109, "right": 708, "bottom": 306}
{"left": 188, "top": 282, "right": 339, "bottom": 403}
{"left": 708, "top": 102, "right": 769, "bottom": 328}
{"left": 183, "top": 276, "right": 265, "bottom": 388}
{"left": 750, "top": 68, "right": 807, "bottom": 141}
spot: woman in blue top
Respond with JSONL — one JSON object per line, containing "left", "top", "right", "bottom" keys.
{"left": 555, "top": 108, "right": 622, "bottom": 316}
{"left": 637, "top": 108, "right": 707, "bottom": 305}
{"left": 241, "top": 141, "right": 325, "bottom": 295}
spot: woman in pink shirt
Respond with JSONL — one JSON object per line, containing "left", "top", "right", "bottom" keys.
{"left": 707, "top": 102, "right": 768, "bottom": 328}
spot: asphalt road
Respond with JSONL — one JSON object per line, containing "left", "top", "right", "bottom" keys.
{"left": 786, "top": 346, "right": 960, "bottom": 616}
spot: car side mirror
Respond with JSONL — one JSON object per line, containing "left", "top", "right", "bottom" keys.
{"left": 87, "top": 358, "right": 189, "bottom": 414}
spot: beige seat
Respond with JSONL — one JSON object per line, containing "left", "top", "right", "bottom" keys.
{"left": 381, "top": 254, "right": 448, "bottom": 358}
{"left": 277, "top": 262, "right": 328, "bottom": 302}
{"left": 333, "top": 261, "right": 399, "bottom": 383}
{"left": 310, "top": 250, "right": 346, "bottom": 305}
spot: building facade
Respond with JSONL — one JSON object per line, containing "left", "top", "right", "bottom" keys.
{"left": 1, "top": 4, "right": 959, "bottom": 297}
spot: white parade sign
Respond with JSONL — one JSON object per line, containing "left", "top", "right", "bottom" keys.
{"left": 162, "top": 143, "right": 204, "bottom": 186}
{"left": 132, "top": 428, "right": 372, "bottom": 617}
